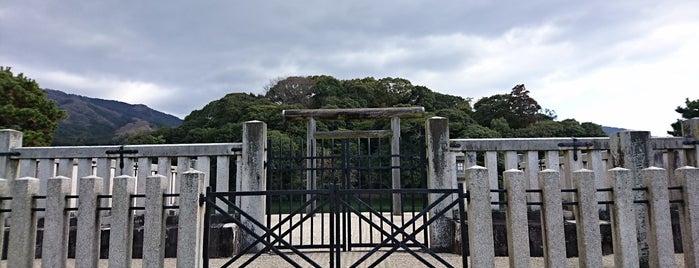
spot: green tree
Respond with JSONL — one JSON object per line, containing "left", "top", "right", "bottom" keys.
{"left": 669, "top": 98, "right": 699, "bottom": 136}
{"left": 0, "top": 67, "right": 67, "bottom": 146}
{"left": 473, "top": 84, "right": 547, "bottom": 129}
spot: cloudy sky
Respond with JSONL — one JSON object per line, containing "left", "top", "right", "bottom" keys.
{"left": 2, "top": 1, "right": 698, "bottom": 136}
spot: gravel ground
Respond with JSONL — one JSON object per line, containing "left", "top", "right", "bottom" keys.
{"left": 2, "top": 254, "right": 688, "bottom": 268}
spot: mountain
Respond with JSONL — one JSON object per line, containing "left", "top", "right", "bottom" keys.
{"left": 45, "top": 89, "right": 182, "bottom": 145}
{"left": 601, "top": 126, "right": 627, "bottom": 135}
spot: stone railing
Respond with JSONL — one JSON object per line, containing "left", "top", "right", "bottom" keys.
{"left": 456, "top": 165, "right": 699, "bottom": 267}
{"left": 0, "top": 129, "right": 243, "bottom": 210}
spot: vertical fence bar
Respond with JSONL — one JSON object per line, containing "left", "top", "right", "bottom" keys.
{"left": 109, "top": 175, "right": 136, "bottom": 268}
{"left": 485, "top": 151, "right": 499, "bottom": 209}
{"left": 642, "top": 167, "right": 675, "bottom": 267}
{"left": 503, "top": 169, "right": 529, "bottom": 268}
{"left": 677, "top": 166, "right": 699, "bottom": 268}
{"left": 7, "top": 177, "right": 39, "bottom": 268}
{"left": 538, "top": 169, "right": 565, "bottom": 267}
{"left": 75, "top": 175, "right": 104, "bottom": 268}
{"left": 42, "top": 176, "right": 71, "bottom": 268}
{"left": 0, "top": 179, "right": 7, "bottom": 261}
{"left": 177, "top": 169, "right": 206, "bottom": 268}
{"left": 143, "top": 174, "right": 168, "bottom": 268}
{"left": 607, "top": 167, "right": 639, "bottom": 267}
{"left": 215, "top": 155, "right": 229, "bottom": 209}
{"left": 136, "top": 157, "right": 151, "bottom": 210}
{"left": 391, "top": 116, "right": 402, "bottom": 215}
{"left": 525, "top": 151, "right": 539, "bottom": 203}
{"left": 465, "top": 166, "right": 494, "bottom": 267}
{"left": 573, "top": 169, "right": 602, "bottom": 267}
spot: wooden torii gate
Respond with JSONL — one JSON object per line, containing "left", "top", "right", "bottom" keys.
{"left": 283, "top": 107, "right": 425, "bottom": 214}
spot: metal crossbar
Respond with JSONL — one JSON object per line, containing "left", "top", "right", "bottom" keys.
{"left": 203, "top": 186, "right": 467, "bottom": 268}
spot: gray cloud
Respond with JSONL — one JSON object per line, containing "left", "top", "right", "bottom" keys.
{"left": 2, "top": 0, "right": 698, "bottom": 136}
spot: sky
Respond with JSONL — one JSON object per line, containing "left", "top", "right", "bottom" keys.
{"left": 1, "top": 1, "right": 698, "bottom": 137}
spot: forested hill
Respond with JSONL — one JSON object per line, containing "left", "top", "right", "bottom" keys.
{"left": 45, "top": 89, "right": 182, "bottom": 145}
{"left": 131, "top": 76, "right": 608, "bottom": 145}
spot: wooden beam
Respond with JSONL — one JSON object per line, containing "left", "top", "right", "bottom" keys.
{"left": 283, "top": 107, "right": 425, "bottom": 121}
{"left": 314, "top": 130, "right": 392, "bottom": 139}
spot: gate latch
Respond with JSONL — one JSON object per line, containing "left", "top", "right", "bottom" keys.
{"left": 106, "top": 145, "right": 139, "bottom": 174}
{"left": 557, "top": 138, "right": 593, "bottom": 161}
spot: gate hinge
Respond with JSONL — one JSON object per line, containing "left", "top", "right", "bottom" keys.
{"left": 0, "top": 151, "right": 20, "bottom": 157}
{"left": 199, "top": 193, "right": 206, "bottom": 206}
{"left": 684, "top": 139, "right": 699, "bottom": 145}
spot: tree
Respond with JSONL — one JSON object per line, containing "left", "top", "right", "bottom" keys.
{"left": 669, "top": 98, "right": 699, "bottom": 136}
{"left": 0, "top": 67, "right": 67, "bottom": 146}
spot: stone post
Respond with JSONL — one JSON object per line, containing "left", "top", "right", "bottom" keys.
{"left": 143, "top": 175, "right": 168, "bottom": 268}
{"left": 391, "top": 116, "right": 402, "bottom": 215}
{"left": 239, "top": 120, "right": 267, "bottom": 251}
{"left": 0, "top": 129, "right": 22, "bottom": 181}
{"left": 42, "top": 176, "right": 71, "bottom": 268}
{"left": 109, "top": 175, "right": 136, "bottom": 268}
{"left": 683, "top": 117, "right": 699, "bottom": 167}
{"left": 641, "top": 167, "right": 674, "bottom": 268}
{"left": 503, "top": 169, "right": 529, "bottom": 268}
{"left": 572, "top": 169, "right": 602, "bottom": 268}
{"left": 7, "top": 177, "right": 39, "bottom": 268}
{"left": 75, "top": 176, "right": 104, "bottom": 268}
{"left": 607, "top": 168, "right": 639, "bottom": 268}
{"left": 426, "top": 116, "right": 454, "bottom": 252}
{"left": 609, "top": 131, "right": 652, "bottom": 267}
{"left": 677, "top": 166, "right": 699, "bottom": 268}
{"left": 177, "top": 170, "right": 206, "bottom": 268}
{"left": 465, "top": 166, "right": 494, "bottom": 266}
{"left": 538, "top": 169, "right": 566, "bottom": 268}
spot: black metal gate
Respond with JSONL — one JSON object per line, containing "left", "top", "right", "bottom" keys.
{"left": 201, "top": 136, "right": 468, "bottom": 267}
{"left": 201, "top": 185, "right": 467, "bottom": 267}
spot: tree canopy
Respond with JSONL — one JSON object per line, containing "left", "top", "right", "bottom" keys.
{"left": 668, "top": 98, "right": 699, "bottom": 136}
{"left": 0, "top": 67, "right": 66, "bottom": 146}
{"left": 128, "top": 76, "right": 607, "bottom": 144}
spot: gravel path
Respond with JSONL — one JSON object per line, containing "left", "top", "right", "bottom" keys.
{"left": 2, "top": 254, "right": 688, "bottom": 267}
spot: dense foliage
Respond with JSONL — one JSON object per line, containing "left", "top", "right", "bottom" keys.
{"left": 0, "top": 67, "right": 66, "bottom": 146}
{"left": 130, "top": 76, "right": 606, "bottom": 144}
{"left": 668, "top": 98, "right": 699, "bottom": 136}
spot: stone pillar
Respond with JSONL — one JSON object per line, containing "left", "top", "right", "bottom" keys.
{"left": 177, "top": 170, "right": 206, "bottom": 268}
{"left": 465, "top": 166, "right": 494, "bottom": 266}
{"left": 572, "top": 169, "right": 602, "bottom": 268}
{"left": 538, "top": 169, "right": 566, "bottom": 268}
{"left": 42, "top": 176, "right": 71, "bottom": 268}
{"left": 503, "top": 169, "right": 528, "bottom": 268}
{"left": 239, "top": 120, "right": 267, "bottom": 251}
{"left": 75, "top": 176, "right": 104, "bottom": 268}
{"left": 609, "top": 131, "right": 652, "bottom": 267}
{"left": 607, "top": 168, "right": 639, "bottom": 268}
{"left": 0, "top": 129, "right": 22, "bottom": 181}
{"left": 683, "top": 118, "right": 699, "bottom": 167}
{"left": 677, "top": 166, "right": 699, "bottom": 268}
{"left": 391, "top": 116, "right": 402, "bottom": 214}
{"left": 425, "top": 116, "right": 453, "bottom": 252}
{"left": 109, "top": 175, "right": 136, "bottom": 268}
{"left": 7, "top": 177, "right": 39, "bottom": 268}
{"left": 641, "top": 167, "right": 674, "bottom": 267}
{"left": 143, "top": 175, "right": 168, "bottom": 268}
